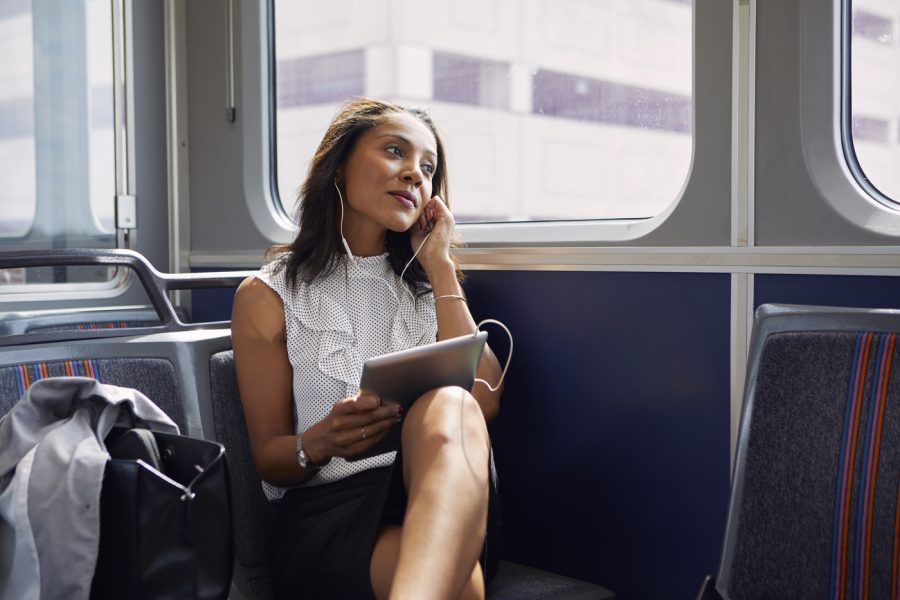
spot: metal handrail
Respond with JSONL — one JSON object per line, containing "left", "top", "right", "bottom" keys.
{"left": 0, "top": 249, "right": 255, "bottom": 346}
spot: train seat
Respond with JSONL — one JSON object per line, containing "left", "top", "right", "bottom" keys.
{"left": 210, "top": 350, "right": 615, "bottom": 600}
{"left": 699, "top": 304, "right": 900, "bottom": 600}
{"left": 0, "top": 249, "right": 248, "bottom": 440}
{"left": 209, "top": 350, "right": 276, "bottom": 598}
{"left": 0, "top": 329, "right": 232, "bottom": 437}
{"left": 0, "top": 357, "right": 187, "bottom": 431}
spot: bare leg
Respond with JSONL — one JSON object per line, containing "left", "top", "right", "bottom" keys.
{"left": 369, "top": 386, "right": 490, "bottom": 599}
{"left": 370, "top": 526, "right": 485, "bottom": 599}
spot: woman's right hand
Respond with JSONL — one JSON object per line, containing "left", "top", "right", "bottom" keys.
{"left": 302, "top": 393, "right": 403, "bottom": 464}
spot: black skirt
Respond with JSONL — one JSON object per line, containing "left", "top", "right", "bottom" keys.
{"left": 267, "top": 449, "right": 500, "bottom": 599}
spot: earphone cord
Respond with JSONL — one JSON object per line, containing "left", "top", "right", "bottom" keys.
{"left": 335, "top": 181, "right": 512, "bottom": 385}
{"left": 398, "top": 233, "right": 431, "bottom": 300}
{"left": 459, "top": 317, "right": 513, "bottom": 483}
{"left": 473, "top": 319, "right": 513, "bottom": 392}
{"left": 336, "top": 179, "right": 428, "bottom": 304}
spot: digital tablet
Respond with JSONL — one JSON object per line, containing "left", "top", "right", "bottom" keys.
{"left": 346, "top": 330, "right": 488, "bottom": 461}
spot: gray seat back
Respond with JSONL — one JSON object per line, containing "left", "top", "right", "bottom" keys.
{"left": 0, "top": 358, "right": 186, "bottom": 430}
{"left": 717, "top": 304, "right": 900, "bottom": 599}
{"left": 210, "top": 350, "right": 274, "bottom": 598}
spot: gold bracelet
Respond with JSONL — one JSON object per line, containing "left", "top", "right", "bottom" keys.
{"left": 434, "top": 294, "right": 466, "bottom": 303}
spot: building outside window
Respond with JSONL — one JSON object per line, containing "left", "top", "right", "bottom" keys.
{"left": 273, "top": 0, "right": 694, "bottom": 224}
{"left": 850, "top": 1, "right": 900, "bottom": 203}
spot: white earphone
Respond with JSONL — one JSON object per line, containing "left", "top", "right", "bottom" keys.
{"left": 334, "top": 179, "right": 355, "bottom": 259}
{"left": 334, "top": 178, "right": 430, "bottom": 303}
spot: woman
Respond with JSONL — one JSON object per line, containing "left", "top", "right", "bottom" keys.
{"left": 231, "top": 97, "right": 503, "bottom": 599}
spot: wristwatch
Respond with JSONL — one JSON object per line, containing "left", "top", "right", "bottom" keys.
{"left": 296, "top": 432, "right": 329, "bottom": 470}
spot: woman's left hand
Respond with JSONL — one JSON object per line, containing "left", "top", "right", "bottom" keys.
{"left": 409, "top": 195, "right": 455, "bottom": 275}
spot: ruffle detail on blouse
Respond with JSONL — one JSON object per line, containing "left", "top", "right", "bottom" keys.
{"left": 284, "top": 254, "right": 436, "bottom": 388}
{"left": 288, "top": 283, "right": 357, "bottom": 387}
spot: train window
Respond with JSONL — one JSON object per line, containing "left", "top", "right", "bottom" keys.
{"left": 0, "top": 0, "right": 115, "bottom": 253}
{"left": 847, "top": 1, "right": 900, "bottom": 203}
{"left": 0, "top": 265, "right": 132, "bottom": 302}
{"left": 272, "top": 0, "right": 693, "bottom": 224}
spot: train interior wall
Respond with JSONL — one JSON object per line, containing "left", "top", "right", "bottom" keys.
{"left": 190, "top": 268, "right": 900, "bottom": 599}
{"left": 192, "top": 268, "right": 732, "bottom": 598}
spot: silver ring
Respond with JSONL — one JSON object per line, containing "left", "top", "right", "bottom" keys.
{"left": 361, "top": 427, "right": 367, "bottom": 440}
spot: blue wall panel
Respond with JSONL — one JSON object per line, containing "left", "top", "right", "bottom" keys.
{"left": 189, "top": 268, "right": 239, "bottom": 323}
{"left": 755, "top": 274, "right": 900, "bottom": 310}
{"left": 464, "top": 270, "right": 731, "bottom": 600}
{"left": 190, "top": 267, "right": 732, "bottom": 599}
{"left": 190, "top": 286, "right": 237, "bottom": 323}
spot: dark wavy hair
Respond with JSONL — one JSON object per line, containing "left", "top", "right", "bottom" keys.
{"left": 269, "top": 97, "right": 463, "bottom": 295}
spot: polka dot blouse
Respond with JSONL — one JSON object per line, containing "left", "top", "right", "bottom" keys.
{"left": 254, "top": 252, "right": 437, "bottom": 501}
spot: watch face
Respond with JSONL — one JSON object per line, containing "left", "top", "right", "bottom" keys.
{"left": 296, "top": 434, "right": 308, "bottom": 467}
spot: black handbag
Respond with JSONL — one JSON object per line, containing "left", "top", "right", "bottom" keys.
{"left": 90, "top": 427, "right": 233, "bottom": 600}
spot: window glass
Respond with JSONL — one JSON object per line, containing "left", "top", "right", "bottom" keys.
{"left": 273, "top": 0, "right": 693, "bottom": 223}
{"left": 0, "top": 2, "right": 36, "bottom": 239}
{"left": 0, "top": 0, "right": 115, "bottom": 251}
{"left": 849, "top": 1, "right": 900, "bottom": 201}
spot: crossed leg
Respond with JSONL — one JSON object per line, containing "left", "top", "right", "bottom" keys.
{"left": 370, "top": 386, "right": 491, "bottom": 600}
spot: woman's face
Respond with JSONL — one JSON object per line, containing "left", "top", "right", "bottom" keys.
{"left": 340, "top": 112, "right": 438, "bottom": 239}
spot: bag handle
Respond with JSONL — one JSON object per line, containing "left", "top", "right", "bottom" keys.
{"left": 107, "top": 429, "right": 164, "bottom": 472}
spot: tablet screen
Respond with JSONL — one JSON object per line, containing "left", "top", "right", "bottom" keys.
{"left": 347, "top": 331, "right": 487, "bottom": 461}
{"left": 360, "top": 330, "right": 487, "bottom": 407}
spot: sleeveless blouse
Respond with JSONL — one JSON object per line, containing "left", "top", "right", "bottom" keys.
{"left": 254, "top": 253, "right": 438, "bottom": 500}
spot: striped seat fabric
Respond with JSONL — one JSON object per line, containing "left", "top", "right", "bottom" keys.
{"left": 722, "top": 330, "right": 900, "bottom": 600}
{"left": 831, "top": 333, "right": 899, "bottom": 600}
{"left": 9, "top": 359, "right": 101, "bottom": 397}
{"left": 0, "top": 358, "right": 187, "bottom": 432}
{"left": 27, "top": 320, "right": 160, "bottom": 333}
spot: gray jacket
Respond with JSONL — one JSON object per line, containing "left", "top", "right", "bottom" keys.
{"left": 0, "top": 377, "right": 178, "bottom": 600}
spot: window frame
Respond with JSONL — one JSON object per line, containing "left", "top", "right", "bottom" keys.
{"left": 792, "top": 0, "right": 900, "bottom": 239}
{"left": 240, "top": 0, "right": 735, "bottom": 248}
{"left": 240, "top": 0, "right": 296, "bottom": 244}
{"left": 0, "top": 268, "right": 131, "bottom": 302}
{"left": 0, "top": 0, "right": 136, "bottom": 302}
{"left": 840, "top": 0, "right": 898, "bottom": 210}
{"left": 0, "top": 0, "right": 119, "bottom": 248}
